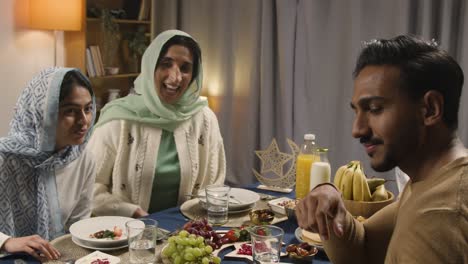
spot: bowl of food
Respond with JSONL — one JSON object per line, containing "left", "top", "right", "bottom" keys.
{"left": 286, "top": 242, "right": 318, "bottom": 261}
{"left": 343, "top": 191, "right": 395, "bottom": 218}
{"left": 249, "top": 209, "right": 275, "bottom": 225}
{"left": 267, "top": 197, "right": 294, "bottom": 215}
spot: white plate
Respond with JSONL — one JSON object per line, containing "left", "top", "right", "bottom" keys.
{"left": 72, "top": 236, "right": 128, "bottom": 251}
{"left": 69, "top": 216, "right": 133, "bottom": 247}
{"left": 294, "top": 227, "right": 323, "bottom": 250}
{"left": 76, "top": 250, "right": 120, "bottom": 264}
{"left": 197, "top": 188, "right": 260, "bottom": 210}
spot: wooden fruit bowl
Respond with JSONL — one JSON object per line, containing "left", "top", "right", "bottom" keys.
{"left": 343, "top": 191, "right": 395, "bottom": 218}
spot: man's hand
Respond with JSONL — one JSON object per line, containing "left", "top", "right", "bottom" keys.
{"left": 296, "top": 184, "right": 347, "bottom": 240}
{"left": 132, "top": 207, "right": 149, "bottom": 218}
{"left": 2, "top": 235, "right": 60, "bottom": 261}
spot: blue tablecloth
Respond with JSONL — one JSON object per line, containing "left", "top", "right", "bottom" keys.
{"left": 1, "top": 184, "right": 331, "bottom": 263}
{"left": 147, "top": 185, "right": 330, "bottom": 264}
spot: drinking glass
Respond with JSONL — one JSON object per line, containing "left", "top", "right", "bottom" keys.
{"left": 250, "top": 225, "right": 284, "bottom": 263}
{"left": 126, "top": 218, "right": 158, "bottom": 264}
{"left": 309, "top": 148, "right": 331, "bottom": 190}
{"left": 205, "top": 184, "right": 230, "bottom": 226}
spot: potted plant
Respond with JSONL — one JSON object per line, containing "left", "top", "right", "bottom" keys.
{"left": 123, "top": 26, "right": 149, "bottom": 72}
{"left": 100, "top": 9, "right": 121, "bottom": 68}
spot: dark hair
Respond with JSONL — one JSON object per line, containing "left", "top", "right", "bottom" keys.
{"left": 156, "top": 35, "right": 201, "bottom": 83}
{"left": 353, "top": 35, "right": 464, "bottom": 130}
{"left": 59, "top": 70, "right": 93, "bottom": 102}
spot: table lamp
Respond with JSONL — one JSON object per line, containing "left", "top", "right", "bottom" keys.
{"left": 28, "top": 0, "right": 82, "bottom": 66}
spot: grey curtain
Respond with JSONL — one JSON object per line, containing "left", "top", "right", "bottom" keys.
{"left": 153, "top": 0, "right": 468, "bottom": 195}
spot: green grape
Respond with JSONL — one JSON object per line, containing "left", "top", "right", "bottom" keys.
{"left": 173, "top": 255, "right": 182, "bottom": 264}
{"left": 179, "top": 230, "right": 189, "bottom": 237}
{"left": 192, "top": 247, "right": 202, "bottom": 257}
{"left": 212, "top": 256, "right": 221, "bottom": 264}
{"left": 202, "top": 257, "right": 210, "bottom": 264}
{"left": 188, "top": 237, "right": 198, "bottom": 246}
{"left": 184, "top": 252, "right": 195, "bottom": 261}
{"left": 168, "top": 236, "right": 176, "bottom": 243}
{"left": 196, "top": 236, "right": 204, "bottom": 244}
{"left": 162, "top": 245, "right": 171, "bottom": 257}
{"left": 175, "top": 237, "right": 183, "bottom": 245}
{"left": 184, "top": 247, "right": 194, "bottom": 255}
{"left": 204, "top": 245, "right": 213, "bottom": 254}
{"left": 177, "top": 244, "right": 185, "bottom": 251}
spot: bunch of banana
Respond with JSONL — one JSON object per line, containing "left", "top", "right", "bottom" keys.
{"left": 334, "top": 161, "right": 388, "bottom": 201}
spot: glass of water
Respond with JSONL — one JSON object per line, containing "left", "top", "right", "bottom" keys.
{"left": 205, "top": 184, "right": 230, "bottom": 226}
{"left": 126, "top": 218, "right": 158, "bottom": 264}
{"left": 250, "top": 225, "right": 284, "bottom": 264}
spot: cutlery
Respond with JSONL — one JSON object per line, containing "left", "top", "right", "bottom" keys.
{"left": 229, "top": 195, "right": 242, "bottom": 204}
{"left": 185, "top": 194, "right": 241, "bottom": 204}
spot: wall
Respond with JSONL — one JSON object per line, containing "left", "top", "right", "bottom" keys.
{"left": 0, "top": 0, "right": 55, "bottom": 136}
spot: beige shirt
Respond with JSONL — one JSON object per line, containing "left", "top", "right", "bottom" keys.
{"left": 89, "top": 106, "right": 226, "bottom": 217}
{"left": 323, "top": 155, "right": 468, "bottom": 264}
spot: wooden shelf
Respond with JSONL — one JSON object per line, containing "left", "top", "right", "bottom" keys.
{"left": 90, "top": 73, "right": 139, "bottom": 80}
{"left": 64, "top": 0, "right": 153, "bottom": 111}
{"left": 87, "top": 18, "right": 151, "bottom": 25}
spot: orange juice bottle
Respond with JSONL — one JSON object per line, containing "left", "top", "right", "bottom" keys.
{"left": 296, "top": 134, "right": 318, "bottom": 199}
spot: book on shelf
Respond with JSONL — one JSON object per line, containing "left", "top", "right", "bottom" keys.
{"left": 96, "top": 46, "right": 105, "bottom": 76}
{"left": 85, "top": 48, "right": 96, "bottom": 77}
{"left": 138, "top": 0, "right": 151, "bottom": 21}
{"left": 89, "top": 45, "right": 105, "bottom": 76}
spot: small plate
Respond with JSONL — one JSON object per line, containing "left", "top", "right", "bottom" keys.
{"left": 72, "top": 236, "right": 128, "bottom": 251}
{"left": 76, "top": 250, "right": 120, "bottom": 264}
{"left": 294, "top": 228, "right": 323, "bottom": 250}
{"left": 197, "top": 188, "right": 260, "bottom": 210}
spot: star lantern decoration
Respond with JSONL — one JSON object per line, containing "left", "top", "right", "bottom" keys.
{"left": 253, "top": 138, "right": 300, "bottom": 188}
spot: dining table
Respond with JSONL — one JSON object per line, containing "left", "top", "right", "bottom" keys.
{"left": 0, "top": 184, "right": 331, "bottom": 264}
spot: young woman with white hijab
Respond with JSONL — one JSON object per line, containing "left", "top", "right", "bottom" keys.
{"left": 0, "top": 68, "right": 96, "bottom": 261}
{"left": 89, "top": 30, "right": 226, "bottom": 218}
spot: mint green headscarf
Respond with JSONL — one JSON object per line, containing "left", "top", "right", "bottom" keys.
{"left": 95, "top": 30, "right": 208, "bottom": 131}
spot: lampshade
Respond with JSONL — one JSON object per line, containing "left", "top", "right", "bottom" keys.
{"left": 28, "top": 0, "right": 82, "bottom": 31}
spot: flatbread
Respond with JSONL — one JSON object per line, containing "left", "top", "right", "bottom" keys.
{"left": 301, "top": 229, "right": 322, "bottom": 245}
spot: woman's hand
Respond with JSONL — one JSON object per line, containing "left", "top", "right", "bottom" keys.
{"left": 2, "top": 235, "right": 60, "bottom": 261}
{"left": 295, "top": 184, "right": 347, "bottom": 240}
{"left": 132, "top": 207, "right": 149, "bottom": 218}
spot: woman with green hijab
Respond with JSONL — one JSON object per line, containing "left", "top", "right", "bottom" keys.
{"left": 88, "top": 30, "right": 226, "bottom": 217}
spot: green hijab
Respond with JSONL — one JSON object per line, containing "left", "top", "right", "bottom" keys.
{"left": 95, "top": 30, "right": 208, "bottom": 131}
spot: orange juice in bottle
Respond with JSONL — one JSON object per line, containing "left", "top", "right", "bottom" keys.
{"left": 296, "top": 134, "right": 318, "bottom": 199}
